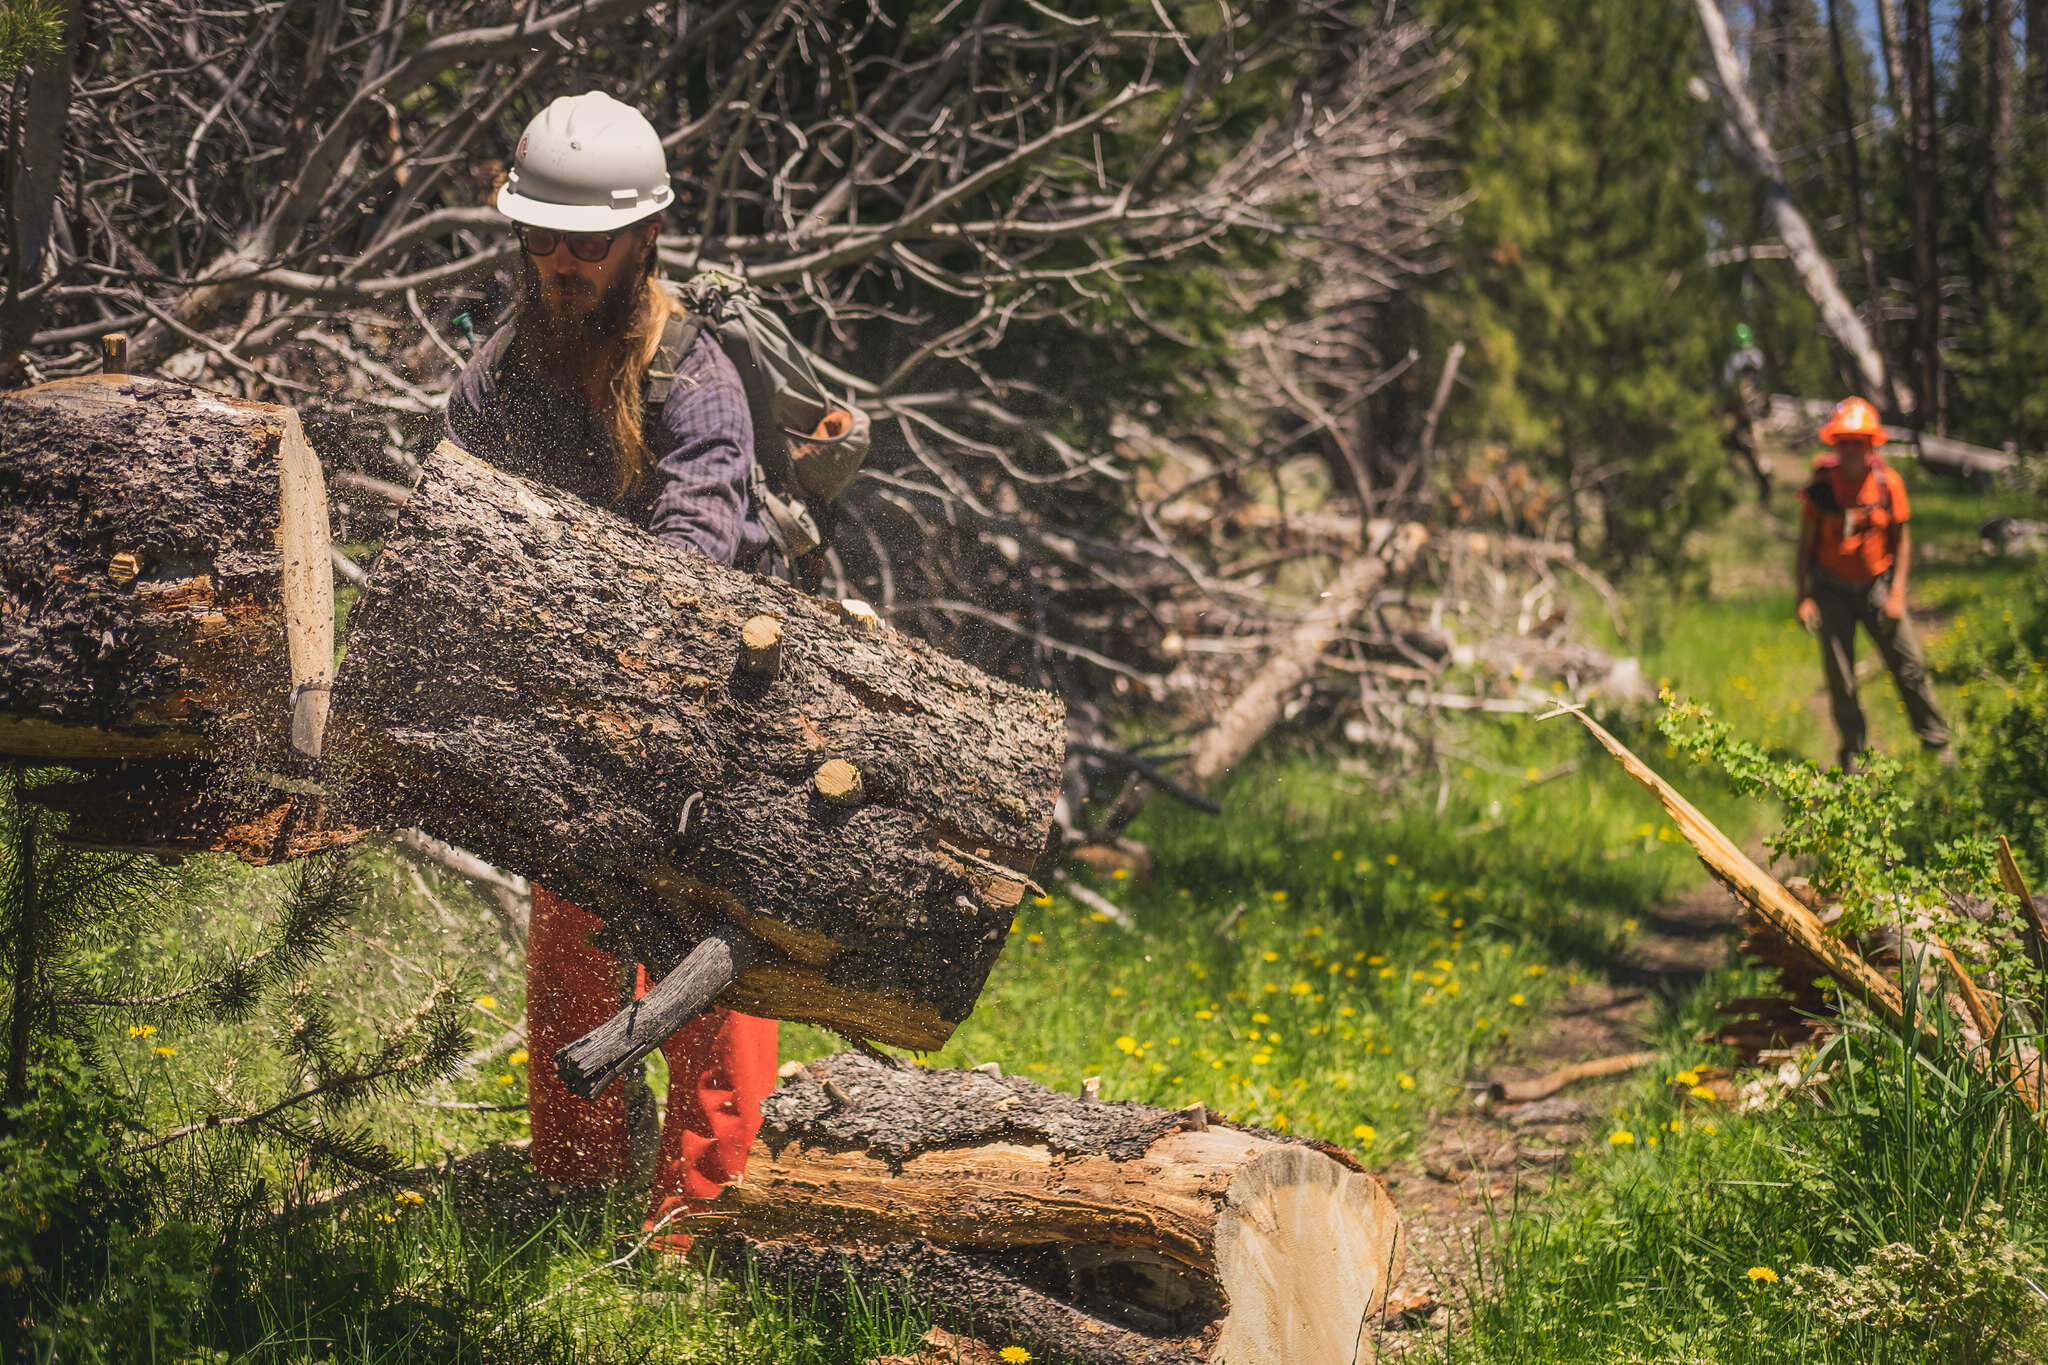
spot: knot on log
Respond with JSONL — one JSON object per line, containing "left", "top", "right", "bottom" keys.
{"left": 740, "top": 614, "right": 783, "bottom": 678}
{"left": 814, "top": 758, "right": 864, "bottom": 806}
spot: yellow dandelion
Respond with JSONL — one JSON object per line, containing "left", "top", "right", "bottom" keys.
{"left": 510, "top": 1049, "right": 530, "bottom": 1066}
{"left": 1112, "top": 868, "right": 1129, "bottom": 880}
{"left": 1252, "top": 1012, "right": 1270, "bottom": 1023}
{"left": 1271, "top": 891, "right": 1287, "bottom": 902}
{"left": 1509, "top": 993, "right": 1527, "bottom": 1006}
{"left": 1671, "top": 1069, "right": 1701, "bottom": 1087}
{"left": 1525, "top": 964, "right": 1545, "bottom": 977}
{"left": 1000, "top": 1348, "right": 1033, "bottom": 1363}
{"left": 1115, "top": 1036, "right": 1138, "bottom": 1054}
{"left": 128, "top": 1024, "right": 157, "bottom": 1039}
{"left": 153, "top": 1046, "right": 175, "bottom": 1057}
{"left": 499, "top": 1073, "right": 515, "bottom": 1085}
{"left": 475, "top": 995, "right": 497, "bottom": 1011}
{"left": 395, "top": 1190, "right": 425, "bottom": 1206}
{"left": 1333, "top": 850, "right": 1345, "bottom": 860}
{"left": 1195, "top": 1009, "right": 1213, "bottom": 1020}
{"left": 1690, "top": 1084, "right": 1718, "bottom": 1102}
{"left": 1608, "top": 1130, "right": 1635, "bottom": 1147}
{"left": 1379, "top": 967, "right": 1396, "bottom": 979}
{"left": 1352, "top": 1124, "right": 1377, "bottom": 1143}
{"left": 1289, "top": 981, "right": 1312, "bottom": 995}
{"left": 1433, "top": 959, "right": 1453, "bottom": 971}
{"left": 1367, "top": 954, "right": 1383, "bottom": 965}
{"left": 1746, "top": 1266, "right": 1778, "bottom": 1284}
{"left": 1263, "top": 983, "right": 1279, "bottom": 994}
{"left": 1262, "top": 950, "right": 1280, "bottom": 963}
{"left": 1397, "top": 1073, "right": 1416, "bottom": 1090}
{"left": 1027, "top": 933, "right": 1044, "bottom": 944}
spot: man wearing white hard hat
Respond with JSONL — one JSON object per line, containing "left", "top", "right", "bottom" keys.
{"left": 445, "top": 91, "right": 778, "bottom": 1253}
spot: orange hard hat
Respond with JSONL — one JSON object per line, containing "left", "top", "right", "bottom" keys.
{"left": 1818, "top": 396, "right": 1886, "bottom": 447}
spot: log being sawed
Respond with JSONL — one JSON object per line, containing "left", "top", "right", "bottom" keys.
{"left": 321, "top": 441, "right": 1065, "bottom": 1062}
{"left": 0, "top": 382, "right": 1066, "bottom": 1061}
{"left": 709, "top": 1052, "right": 1406, "bottom": 1365}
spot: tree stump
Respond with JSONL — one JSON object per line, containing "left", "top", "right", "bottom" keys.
{"left": 710, "top": 1053, "right": 1406, "bottom": 1365}
{"left": 0, "top": 376, "right": 334, "bottom": 766}
{"left": 323, "top": 442, "right": 1064, "bottom": 1052}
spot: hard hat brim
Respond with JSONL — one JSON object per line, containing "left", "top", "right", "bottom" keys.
{"left": 496, "top": 184, "right": 671, "bottom": 234}
{"left": 1818, "top": 426, "right": 1886, "bottom": 448}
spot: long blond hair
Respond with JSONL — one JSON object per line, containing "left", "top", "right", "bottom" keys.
{"left": 598, "top": 276, "right": 675, "bottom": 500}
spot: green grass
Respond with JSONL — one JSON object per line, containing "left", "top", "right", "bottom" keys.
{"left": 10, "top": 463, "right": 2045, "bottom": 1362}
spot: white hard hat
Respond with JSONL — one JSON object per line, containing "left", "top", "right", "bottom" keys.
{"left": 497, "top": 92, "right": 673, "bottom": 233}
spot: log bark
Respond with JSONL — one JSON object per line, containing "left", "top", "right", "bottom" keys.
{"left": 323, "top": 442, "right": 1064, "bottom": 1052}
{"left": 709, "top": 1053, "right": 1406, "bottom": 1365}
{"left": 0, "top": 375, "right": 335, "bottom": 767}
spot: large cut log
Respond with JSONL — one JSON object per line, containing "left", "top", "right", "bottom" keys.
{"left": 323, "top": 442, "right": 1064, "bottom": 1055}
{"left": 0, "top": 375, "right": 335, "bottom": 766}
{"left": 708, "top": 1053, "right": 1406, "bottom": 1365}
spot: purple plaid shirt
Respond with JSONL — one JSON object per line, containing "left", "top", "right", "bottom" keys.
{"left": 445, "top": 321, "right": 768, "bottom": 568}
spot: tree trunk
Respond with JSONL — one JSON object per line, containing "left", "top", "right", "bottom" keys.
{"left": 1905, "top": 0, "right": 1943, "bottom": 430}
{"left": 0, "top": 376, "right": 335, "bottom": 768}
{"left": 1877, "top": 0, "right": 1911, "bottom": 119}
{"left": 323, "top": 442, "right": 1064, "bottom": 1052}
{"left": 1826, "top": 0, "right": 1889, "bottom": 359}
{"left": 2030, "top": 0, "right": 2048, "bottom": 118}
{"left": 0, "top": 0, "right": 84, "bottom": 384}
{"left": 1987, "top": 0, "right": 2016, "bottom": 296}
{"left": 709, "top": 1053, "right": 1406, "bottom": 1365}
{"left": 1696, "top": 0, "right": 1905, "bottom": 413}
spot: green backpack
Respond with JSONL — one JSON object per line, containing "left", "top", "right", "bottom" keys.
{"left": 644, "top": 270, "right": 870, "bottom": 580}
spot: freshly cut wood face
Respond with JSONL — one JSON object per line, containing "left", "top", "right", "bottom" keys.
{"left": 1212, "top": 1143, "right": 1405, "bottom": 1365}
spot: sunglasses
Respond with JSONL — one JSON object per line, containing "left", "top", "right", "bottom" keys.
{"left": 519, "top": 226, "right": 624, "bottom": 263}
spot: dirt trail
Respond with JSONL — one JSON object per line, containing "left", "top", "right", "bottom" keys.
{"left": 1373, "top": 880, "right": 1742, "bottom": 1348}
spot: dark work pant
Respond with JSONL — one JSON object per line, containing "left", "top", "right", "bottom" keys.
{"left": 1815, "top": 571, "right": 1950, "bottom": 762}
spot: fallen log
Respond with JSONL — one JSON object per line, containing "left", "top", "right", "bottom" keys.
{"left": 323, "top": 442, "right": 1065, "bottom": 1055}
{"left": 709, "top": 1052, "right": 1406, "bottom": 1365}
{"left": 1185, "top": 522, "right": 1427, "bottom": 790}
{"left": 0, "top": 375, "right": 334, "bottom": 767}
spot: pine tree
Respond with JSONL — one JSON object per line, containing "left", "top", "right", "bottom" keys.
{"left": 1415, "top": 0, "right": 1736, "bottom": 566}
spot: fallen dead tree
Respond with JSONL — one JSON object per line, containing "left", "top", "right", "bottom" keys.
{"left": 0, "top": 381, "right": 1066, "bottom": 1062}
{"left": 1556, "top": 706, "right": 2047, "bottom": 1117}
{"left": 707, "top": 1052, "right": 1406, "bottom": 1365}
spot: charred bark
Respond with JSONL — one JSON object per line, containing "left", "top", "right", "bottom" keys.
{"left": 324, "top": 442, "right": 1064, "bottom": 1051}
{"left": 709, "top": 1053, "right": 1407, "bottom": 1365}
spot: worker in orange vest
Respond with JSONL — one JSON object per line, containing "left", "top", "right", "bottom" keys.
{"left": 445, "top": 93, "right": 778, "bottom": 1254}
{"left": 1795, "top": 397, "right": 1952, "bottom": 771}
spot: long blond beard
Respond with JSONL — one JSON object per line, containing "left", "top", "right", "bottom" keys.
{"left": 512, "top": 255, "right": 673, "bottom": 498}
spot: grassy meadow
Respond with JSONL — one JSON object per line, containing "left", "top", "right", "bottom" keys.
{"left": 9, "top": 460, "right": 2047, "bottom": 1363}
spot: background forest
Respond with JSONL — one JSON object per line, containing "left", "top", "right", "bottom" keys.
{"left": 5, "top": 1, "right": 2048, "bottom": 1362}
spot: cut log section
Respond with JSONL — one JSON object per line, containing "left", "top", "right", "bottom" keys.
{"left": 0, "top": 375, "right": 334, "bottom": 767}
{"left": 323, "top": 442, "right": 1064, "bottom": 1052}
{"left": 709, "top": 1053, "right": 1406, "bottom": 1365}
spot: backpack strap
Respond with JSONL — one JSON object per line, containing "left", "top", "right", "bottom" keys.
{"left": 642, "top": 310, "right": 705, "bottom": 420}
